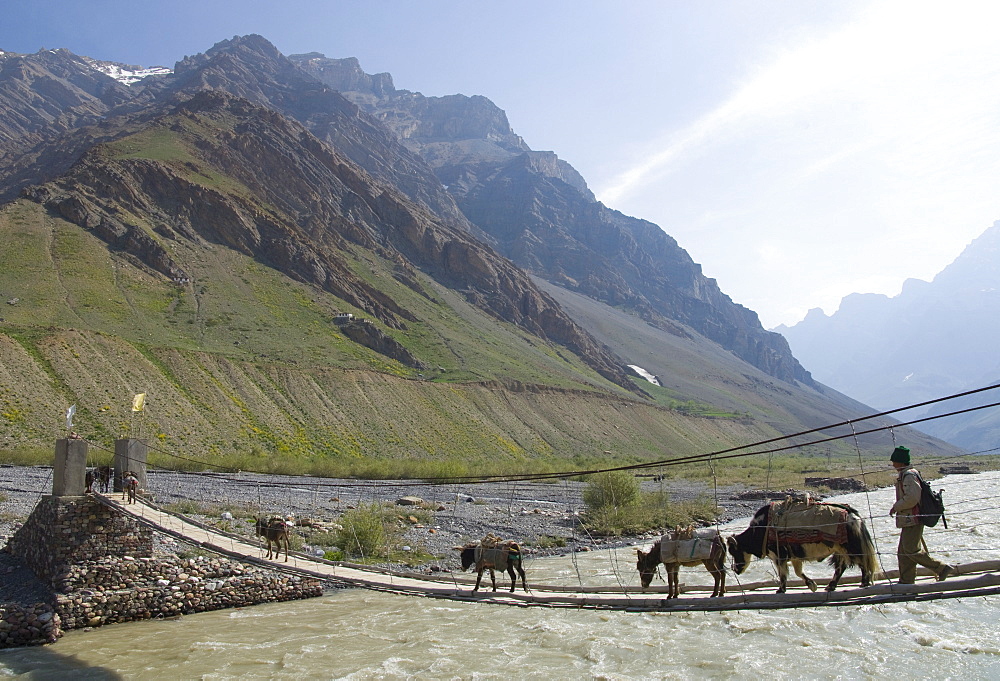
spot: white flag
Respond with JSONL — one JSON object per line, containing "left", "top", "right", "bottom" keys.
{"left": 132, "top": 393, "right": 146, "bottom": 413}
{"left": 65, "top": 404, "right": 76, "bottom": 429}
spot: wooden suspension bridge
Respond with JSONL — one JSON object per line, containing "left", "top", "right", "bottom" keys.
{"left": 94, "top": 492, "right": 1000, "bottom": 612}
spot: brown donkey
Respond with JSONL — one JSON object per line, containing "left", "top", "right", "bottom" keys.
{"left": 254, "top": 517, "right": 291, "bottom": 562}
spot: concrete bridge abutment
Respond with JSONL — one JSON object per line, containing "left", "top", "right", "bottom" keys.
{"left": 52, "top": 438, "right": 88, "bottom": 497}
{"left": 113, "top": 439, "right": 147, "bottom": 492}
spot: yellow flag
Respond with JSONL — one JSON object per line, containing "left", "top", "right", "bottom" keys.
{"left": 131, "top": 393, "right": 146, "bottom": 413}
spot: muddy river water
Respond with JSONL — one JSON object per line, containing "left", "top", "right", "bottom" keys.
{"left": 2, "top": 472, "right": 999, "bottom": 679}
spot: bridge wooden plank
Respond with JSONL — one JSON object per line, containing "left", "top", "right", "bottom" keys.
{"left": 92, "top": 494, "right": 1000, "bottom": 612}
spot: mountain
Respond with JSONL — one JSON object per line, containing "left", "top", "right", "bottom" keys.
{"left": 0, "top": 48, "right": 135, "bottom": 158}
{"left": 289, "top": 53, "right": 814, "bottom": 388}
{"left": 777, "top": 221, "right": 1000, "bottom": 450}
{"left": 0, "top": 36, "right": 957, "bottom": 471}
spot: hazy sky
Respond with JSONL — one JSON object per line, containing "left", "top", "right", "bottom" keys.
{"left": 4, "top": 0, "right": 999, "bottom": 327}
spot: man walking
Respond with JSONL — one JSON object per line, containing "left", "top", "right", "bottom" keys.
{"left": 889, "top": 446, "right": 954, "bottom": 584}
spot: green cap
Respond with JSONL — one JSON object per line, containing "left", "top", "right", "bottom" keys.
{"left": 890, "top": 446, "right": 911, "bottom": 465}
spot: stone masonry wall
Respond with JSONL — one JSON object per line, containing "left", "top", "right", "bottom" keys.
{"left": 53, "top": 554, "right": 322, "bottom": 629}
{"left": 6, "top": 496, "right": 153, "bottom": 583}
{"left": 2, "top": 496, "right": 323, "bottom": 648}
{"left": 0, "top": 604, "right": 60, "bottom": 648}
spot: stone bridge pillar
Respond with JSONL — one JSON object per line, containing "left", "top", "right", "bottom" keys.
{"left": 113, "top": 439, "right": 148, "bottom": 492}
{"left": 52, "top": 438, "right": 88, "bottom": 496}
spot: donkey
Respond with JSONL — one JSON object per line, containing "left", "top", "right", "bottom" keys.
{"left": 636, "top": 525, "right": 727, "bottom": 598}
{"left": 727, "top": 499, "right": 878, "bottom": 593}
{"left": 255, "top": 516, "right": 291, "bottom": 562}
{"left": 85, "top": 465, "right": 112, "bottom": 494}
{"left": 122, "top": 471, "right": 139, "bottom": 504}
{"left": 458, "top": 540, "right": 528, "bottom": 593}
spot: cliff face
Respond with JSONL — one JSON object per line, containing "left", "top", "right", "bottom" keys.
{"left": 293, "top": 53, "right": 813, "bottom": 388}
{"left": 13, "top": 88, "right": 634, "bottom": 390}
{"left": 0, "top": 48, "right": 133, "bottom": 157}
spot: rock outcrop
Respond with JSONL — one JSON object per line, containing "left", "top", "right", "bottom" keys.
{"left": 293, "top": 54, "right": 813, "bottom": 388}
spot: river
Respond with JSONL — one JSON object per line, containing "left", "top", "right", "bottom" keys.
{"left": 2, "top": 472, "right": 999, "bottom": 679}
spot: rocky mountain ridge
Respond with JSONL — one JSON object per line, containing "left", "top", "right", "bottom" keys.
{"left": 778, "top": 220, "right": 1000, "bottom": 449}
{"left": 291, "top": 52, "right": 812, "bottom": 387}
{"left": 15, "top": 88, "right": 634, "bottom": 389}
{"left": 0, "top": 34, "right": 957, "bottom": 467}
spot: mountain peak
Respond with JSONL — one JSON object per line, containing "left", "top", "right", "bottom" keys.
{"left": 288, "top": 53, "right": 395, "bottom": 97}
{"left": 208, "top": 34, "right": 283, "bottom": 59}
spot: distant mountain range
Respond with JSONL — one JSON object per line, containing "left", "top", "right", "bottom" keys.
{"left": 0, "top": 35, "right": 955, "bottom": 468}
{"left": 777, "top": 221, "right": 1000, "bottom": 451}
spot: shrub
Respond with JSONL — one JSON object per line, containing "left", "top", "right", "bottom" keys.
{"left": 582, "top": 471, "right": 640, "bottom": 511}
{"left": 336, "top": 502, "right": 397, "bottom": 560}
{"left": 581, "top": 473, "right": 720, "bottom": 536}
{"left": 304, "top": 530, "right": 341, "bottom": 547}
{"left": 532, "top": 535, "right": 567, "bottom": 549}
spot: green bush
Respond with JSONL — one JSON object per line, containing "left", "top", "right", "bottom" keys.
{"left": 581, "top": 473, "right": 720, "bottom": 536}
{"left": 335, "top": 502, "right": 397, "bottom": 560}
{"left": 532, "top": 535, "right": 568, "bottom": 549}
{"left": 323, "top": 549, "right": 345, "bottom": 562}
{"left": 304, "top": 530, "right": 341, "bottom": 547}
{"left": 582, "top": 471, "right": 640, "bottom": 511}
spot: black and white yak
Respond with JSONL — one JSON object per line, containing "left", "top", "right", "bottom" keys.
{"left": 727, "top": 499, "right": 878, "bottom": 593}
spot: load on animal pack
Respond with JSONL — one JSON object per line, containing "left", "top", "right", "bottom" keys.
{"left": 636, "top": 525, "right": 727, "bottom": 599}
{"left": 659, "top": 526, "right": 720, "bottom": 563}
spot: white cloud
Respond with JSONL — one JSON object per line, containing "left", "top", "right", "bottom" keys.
{"left": 597, "top": 1, "right": 1000, "bottom": 327}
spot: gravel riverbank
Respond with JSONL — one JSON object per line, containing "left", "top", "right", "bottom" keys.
{"left": 1, "top": 464, "right": 771, "bottom": 598}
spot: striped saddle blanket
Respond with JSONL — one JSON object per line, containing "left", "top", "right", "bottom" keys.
{"left": 765, "top": 500, "right": 849, "bottom": 545}
{"left": 660, "top": 528, "right": 720, "bottom": 563}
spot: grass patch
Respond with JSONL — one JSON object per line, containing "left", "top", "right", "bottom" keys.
{"left": 581, "top": 491, "right": 721, "bottom": 537}
{"left": 580, "top": 471, "right": 721, "bottom": 536}
{"left": 162, "top": 499, "right": 246, "bottom": 519}
{"left": 530, "top": 535, "right": 568, "bottom": 549}
{"left": 0, "top": 446, "right": 52, "bottom": 466}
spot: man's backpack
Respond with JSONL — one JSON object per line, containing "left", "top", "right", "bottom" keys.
{"left": 915, "top": 471, "right": 947, "bottom": 528}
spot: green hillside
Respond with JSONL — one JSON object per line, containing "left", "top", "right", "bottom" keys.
{"left": 0, "top": 199, "right": 782, "bottom": 476}
{"left": 0, "top": 80, "right": 964, "bottom": 482}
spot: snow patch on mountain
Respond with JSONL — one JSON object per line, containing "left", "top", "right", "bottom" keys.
{"left": 628, "top": 365, "right": 662, "bottom": 387}
{"left": 83, "top": 57, "right": 172, "bottom": 85}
